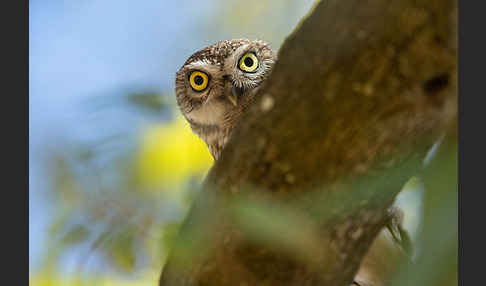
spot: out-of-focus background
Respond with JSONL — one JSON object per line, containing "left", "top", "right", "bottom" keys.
{"left": 29, "top": 1, "right": 424, "bottom": 285}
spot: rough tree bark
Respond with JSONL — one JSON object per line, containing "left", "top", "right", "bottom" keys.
{"left": 159, "top": 0, "right": 457, "bottom": 285}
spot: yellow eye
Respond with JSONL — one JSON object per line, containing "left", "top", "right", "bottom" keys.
{"left": 238, "top": 52, "right": 259, "bottom": 73}
{"left": 189, "top": 71, "right": 209, "bottom": 91}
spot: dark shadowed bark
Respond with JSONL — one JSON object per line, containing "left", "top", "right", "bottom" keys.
{"left": 159, "top": 0, "right": 457, "bottom": 285}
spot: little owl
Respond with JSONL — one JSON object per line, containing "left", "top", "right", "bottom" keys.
{"left": 175, "top": 38, "right": 276, "bottom": 160}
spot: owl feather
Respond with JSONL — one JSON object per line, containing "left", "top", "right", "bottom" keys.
{"left": 175, "top": 39, "right": 276, "bottom": 160}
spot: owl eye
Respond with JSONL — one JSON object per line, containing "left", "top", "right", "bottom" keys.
{"left": 189, "top": 71, "right": 209, "bottom": 92}
{"left": 238, "top": 52, "right": 259, "bottom": 73}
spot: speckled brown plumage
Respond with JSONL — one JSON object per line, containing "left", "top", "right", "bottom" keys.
{"left": 182, "top": 39, "right": 254, "bottom": 66}
{"left": 175, "top": 39, "right": 276, "bottom": 160}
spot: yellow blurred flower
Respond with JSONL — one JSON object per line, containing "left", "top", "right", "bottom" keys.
{"left": 30, "top": 271, "right": 160, "bottom": 286}
{"left": 135, "top": 115, "right": 213, "bottom": 190}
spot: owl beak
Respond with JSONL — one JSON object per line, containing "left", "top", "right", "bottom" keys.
{"left": 227, "top": 87, "right": 239, "bottom": 106}
{"left": 228, "top": 85, "right": 245, "bottom": 106}
{"left": 222, "top": 75, "right": 242, "bottom": 106}
{"left": 204, "top": 88, "right": 214, "bottom": 104}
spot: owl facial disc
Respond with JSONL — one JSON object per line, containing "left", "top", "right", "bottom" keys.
{"left": 174, "top": 38, "right": 276, "bottom": 160}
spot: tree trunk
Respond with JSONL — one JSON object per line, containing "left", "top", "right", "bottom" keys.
{"left": 159, "top": 0, "right": 457, "bottom": 285}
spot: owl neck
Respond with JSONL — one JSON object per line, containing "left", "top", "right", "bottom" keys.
{"left": 188, "top": 119, "right": 221, "bottom": 136}
{"left": 188, "top": 118, "right": 231, "bottom": 160}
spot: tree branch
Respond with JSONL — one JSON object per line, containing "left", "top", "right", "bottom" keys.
{"left": 159, "top": 0, "right": 457, "bottom": 285}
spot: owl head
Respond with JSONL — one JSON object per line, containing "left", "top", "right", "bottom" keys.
{"left": 175, "top": 38, "right": 275, "bottom": 126}
{"left": 174, "top": 39, "right": 276, "bottom": 159}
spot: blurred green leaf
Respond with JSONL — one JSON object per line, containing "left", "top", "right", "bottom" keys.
{"left": 161, "top": 221, "right": 181, "bottom": 254}
{"left": 106, "top": 231, "right": 137, "bottom": 273}
{"left": 391, "top": 136, "right": 457, "bottom": 286}
{"left": 126, "top": 92, "right": 171, "bottom": 113}
{"left": 231, "top": 197, "right": 326, "bottom": 266}
{"left": 62, "top": 225, "right": 90, "bottom": 246}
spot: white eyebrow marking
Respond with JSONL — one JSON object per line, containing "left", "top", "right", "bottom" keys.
{"left": 186, "top": 60, "right": 212, "bottom": 68}
{"left": 184, "top": 60, "right": 221, "bottom": 76}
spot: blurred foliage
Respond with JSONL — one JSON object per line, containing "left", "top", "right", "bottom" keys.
{"left": 135, "top": 116, "right": 212, "bottom": 190}
{"left": 392, "top": 136, "right": 458, "bottom": 286}
{"left": 32, "top": 89, "right": 212, "bottom": 284}
{"left": 30, "top": 273, "right": 160, "bottom": 286}
{"left": 214, "top": 0, "right": 313, "bottom": 48}
{"left": 126, "top": 92, "right": 173, "bottom": 114}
